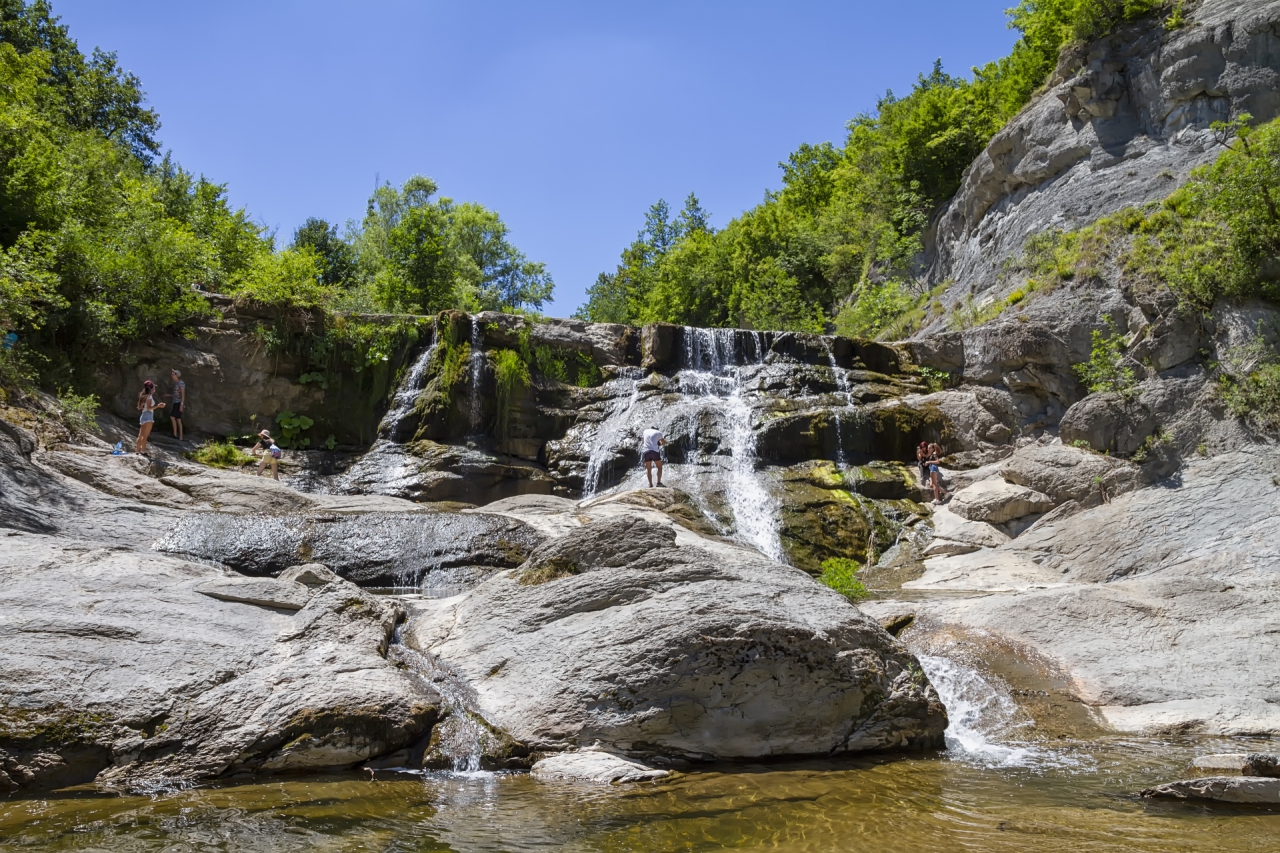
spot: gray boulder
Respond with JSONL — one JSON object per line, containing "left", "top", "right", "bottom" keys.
{"left": 0, "top": 532, "right": 437, "bottom": 793}
{"left": 1059, "top": 393, "right": 1156, "bottom": 455}
{"left": 531, "top": 751, "right": 669, "bottom": 784}
{"left": 947, "top": 478, "right": 1056, "bottom": 525}
{"left": 998, "top": 442, "right": 1135, "bottom": 505}
{"left": 1142, "top": 777, "right": 1280, "bottom": 804}
{"left": 403, "top": 510, "right": 947, "bottom": 762}
{"left": 195, "top": 576, "right": 313, "bottom": 610}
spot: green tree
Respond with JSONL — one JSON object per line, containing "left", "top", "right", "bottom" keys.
{"left": 292, "top": 217, "right": 355, "bottom": 288}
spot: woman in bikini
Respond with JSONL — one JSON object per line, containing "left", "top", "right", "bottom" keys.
{"left": 136, "top": 380, "right": 164, "bottom": 454}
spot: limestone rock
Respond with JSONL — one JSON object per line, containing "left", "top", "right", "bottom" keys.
{"left": 0, "top": 533, "right": 437, "bottom": 793}
{"left": 1141, "top": 776, "right": 1280, "bottom": 804}
{"left": 156, "top": 509, "right": 544, "bottom": 588}
{"left": 403, "top": 497, "right": 946, "bottom": 761}
{"left": 997, "top": 442, "right": 1134, "bottom": 505}
{"left": 279, "top": 563, "right": 339, "bottom": 587}
{"left": 38, "top": 451, "right": 196, "bottom": 509}
{"left": 1190, "top": 753, "right": 1251, "bottom": 774}
{"left": 532, "top": 751, "right": 670, "bottom": 784}
{"left": 1244, "top": 754, "right": 1280, "bottom": 778}
{"left": 1058, "top": 394, "right": 1156, "bottom": 455}
{"left": 196, "top": 576, "right": 313, "bottom": 610}
{"left": 923, "top": 505, "right": 1010, "bottom": 557}
{"left": 908, "top": 450, "right": 1280, "bottom": 736}
{"left": 947, "top": 478, "right": 1056, "bottom": 525}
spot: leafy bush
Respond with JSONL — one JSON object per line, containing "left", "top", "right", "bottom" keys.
{"left": 186, "top": 439, "right": 254, "bottom": 469}
{"left": 492, "top": 348, "right": 529, "bottom": 439}
{"left": 818, "top": 557, "right": 871, "bottom": 602}
{"left": 1219, "top": 333, "right": 1280, "bottom": 430}
{"left": 274, "top": 410, "right": 315, "bottom": 449}
{"left": 1075, "top": 319, "right": 1137, "bottom": 395}
{"left": 56, "top": 389, "right": 99, "bottom": 436}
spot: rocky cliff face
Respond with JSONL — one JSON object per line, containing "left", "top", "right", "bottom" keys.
{"left": 926, "top": 0, "right": 1280, "bottom": 301}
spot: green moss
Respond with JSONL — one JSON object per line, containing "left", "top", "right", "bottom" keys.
{"left": 492, "top": 348, "right": 530, "bottom": 439}
{"left": 0, "top": 705, "right": 110, "bottom": 745}
{"left": 517, "top": 556, "right": 579, "bottom": 586}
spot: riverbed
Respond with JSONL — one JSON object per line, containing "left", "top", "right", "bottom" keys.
{"left": 4, "top": 735, "right": 1277, "bottom": 851}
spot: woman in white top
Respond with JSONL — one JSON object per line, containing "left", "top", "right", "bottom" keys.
{"left": 135, "top": 379, "right": 164, "bottom": 454}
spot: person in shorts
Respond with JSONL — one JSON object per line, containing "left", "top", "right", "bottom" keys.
{"left": 641, "top": 425, "right": 666, "bottom": 487}
{"left": 252, "top": 429, "right": 283, "bottom": 480}
{"left": 135, "top": 379, "right": 164, "bottom": 454}
{"left": 169, "top": 369, "right": 186, "bottom": 441}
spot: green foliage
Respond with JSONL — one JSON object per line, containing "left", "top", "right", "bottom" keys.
{"left": 55, "top": 387, "right": 95, "bottom": 435}
{"left": 1128, "top": 114, "right": 1280, "bottom": 307}
{"left": 578, "top": 3, "right": 1173, "bottom": 334}
{"left": 818, "top": 557, "right": 871, "bottom": 602}
{"left": 491, "top": 348, "right": 528, "bottom": 439}
{"left": 1075, "top": 319, "right": 1137, "bottom": 395}
{"left": 572, "top": 351, "right": 602, "bottom": 387}
{"left": 274, "top": 409, "right": 314, "bottom": 449}
{"left": 1218, "top": 332, "right": 1280, "bottom": 431}
{"left": 916, "top": 366, "right": 950, "bottom": 393}
{"left": 0, "top": 5, "right": 551, "bottom": 393}
{"left": 186, "top": 438, "right": 253, "bottom": 469}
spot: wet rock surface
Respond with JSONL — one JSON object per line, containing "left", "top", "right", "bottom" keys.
{"left": 1141, "top": 776, "right": 1280, "bottom": 805}
{"left": 531, "top": 751, "right": 670, "bottom": 784}
{"left": 156, "top": 509, "right": 544, "bottom": 588}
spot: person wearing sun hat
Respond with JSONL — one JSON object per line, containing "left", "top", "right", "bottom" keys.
{"left": 251, "top": 429, "right": 283, "bottom": 480}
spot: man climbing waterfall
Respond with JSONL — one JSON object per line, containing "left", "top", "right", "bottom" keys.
{"left": 642, "top": 425, "right": 667, "bottom": 487}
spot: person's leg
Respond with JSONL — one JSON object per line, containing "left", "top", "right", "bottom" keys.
{"left": 644, "top": 459, "right": 653, "bottom": 487}
{"left": 171, "top": 412, "right": 179, "bottom": 438}
{"left": 257, "top": 455, "right": 267, "bottom": 476}
{"left": 271, "top": 458, "right": 279, "bottom": 480}
{"left": 175, "top": 417, "right": 183, "bottom": 441}
{"left": 931, "top": 470, "right": 940, "bottom": 501}
{"left": 138, "top": 422, "right": 152, "bottom": 453}
{"left": 655, "top": 459, "right": 664, "bottom": 486}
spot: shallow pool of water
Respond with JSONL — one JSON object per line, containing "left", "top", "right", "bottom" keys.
{"left": 3, "top": 737, "right": 1277, "bottom": 852}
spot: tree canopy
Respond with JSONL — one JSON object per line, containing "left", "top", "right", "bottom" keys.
{"left": 576, "top": 0, "right": 1177, "bottom": 334}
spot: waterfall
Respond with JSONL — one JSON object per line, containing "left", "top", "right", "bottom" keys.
{"left": 378, "top": 317, "right": 439, "bottom": 442}
{"left": 581, "top": 368, "right": 644, "bottom": 499}
{"left": 389, "top": 637, "right": 492, "bottom": 774}
{"left": 822, "top": 338, "right": 850, "bottom": 469}
{"left": 468, "top": 319, "right": 485, "bottom": 434}
{"left": 673, "top": 327, "right": 784, "bottom": 562}
{"left": 917, "top": 654, "right": 1062, "bottom": 768}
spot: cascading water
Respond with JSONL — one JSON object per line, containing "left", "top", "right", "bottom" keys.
{"left": 581, "top": 368, "right": 644, "bottom": 499}
{"left": 468, "top": 319, "right": 485, "bottom": 434}
{"left": 822, "top": 338, "right": 850, "bottom": 469}
{"left": 916, "top": 654, "right": 1075, "bottom": 769}
{"left": 378, "top": 317, "right": 439, "bottom": 442}
{"left": 389, "top": 636, "right": 491, "bottom": 774}
{"left": 674, "top": 327, "right": 784, "bottom": 562}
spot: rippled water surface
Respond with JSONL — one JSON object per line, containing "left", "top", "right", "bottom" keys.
{"left": 4, "top": 738, "right": 1278, "bottom": 852}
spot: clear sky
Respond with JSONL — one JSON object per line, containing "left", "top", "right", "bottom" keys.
{"left": 52, "top": 1, "right": 1019, "bottom": 318}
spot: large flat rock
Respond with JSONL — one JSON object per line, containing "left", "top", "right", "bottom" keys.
{"left": 404, "top": 506, "right": 947, "bottom": 762}
{"left": 0, "top": 533, "right": 437, "bottom": 793}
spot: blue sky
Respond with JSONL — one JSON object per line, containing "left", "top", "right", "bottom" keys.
{"left": 54, "top": 1, "right": 1019, "bottom": 318}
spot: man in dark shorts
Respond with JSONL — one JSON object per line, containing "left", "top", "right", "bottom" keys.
{"left": 169, "top": 369, "right": 186, "bottom": 441}
{"left": 642, "top": 425, "right": 667, "bottom": 487}
{"left": 916, "top": 441, "right": 929, "bottom": 485}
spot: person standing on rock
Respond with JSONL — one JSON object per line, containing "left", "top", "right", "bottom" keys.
{"left": 927, "top": 442, "right": 948, "bottom": 504}
{"left": 916, "top": 441, "right": 929, "bottom": 485}
{"left": 168, "top": 369, "right": 186, "bottom": 442}
{"left": 642, "top": 425, "right": 667, "bottom": 488}
{"left": 252, "top": 429, "right": 283, "bottom": 480}
{"left": 135, "top": 380, "right": 164, "bottom": 455}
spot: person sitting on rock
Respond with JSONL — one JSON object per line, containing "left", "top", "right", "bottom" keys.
{"left": 252, "top": 429, "right": 283, "bottom": 480}
{"left": 642, "top": 425, "right": 667, "bottom": 488}
{"left": 927, "top": 442, "right": 948, "bottom": 504}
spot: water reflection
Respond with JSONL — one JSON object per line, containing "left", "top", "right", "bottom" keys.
{"left": 3, "top": 739, "right": 1277, "bottom": 852}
